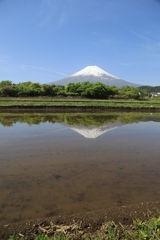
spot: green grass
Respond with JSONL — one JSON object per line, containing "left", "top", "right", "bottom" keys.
{"left": 0, "top": 96, "right": 159, "bottom": 111}
{"left": 0, "top": 97, "right": 160, "bottom": 109}
{"left": 8, "top": 216, "right": 160, "bottom": 239}
{"left": 0, "top": 100, "right": 160, "bottom": 108}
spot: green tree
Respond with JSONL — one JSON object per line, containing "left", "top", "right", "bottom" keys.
{"left": 41, "top": 84, "right": 53, "bottom": 96}
{"left": 85, "top": 82, "right": 108, "bottom": 98}
{"left": 52, "top": 85, "right": 65, "bottom": 96}
{"left": 120, "top": 86, "right": 143, "bottom": 99}
{"left": 0, "top": 80, "right": 12, "bottom": 87}
{"left": 107, "top": 85, "right": 119, "bottom": 96}
{"left": 78, "top": 81, "right": 92, "bottom": 97}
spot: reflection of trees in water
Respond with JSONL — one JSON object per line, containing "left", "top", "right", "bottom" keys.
{"left": 0, "top": 113, "right": 160, "bottom": 127}
{"left": 64, "top": 114, "right": 118, "bottom": 127}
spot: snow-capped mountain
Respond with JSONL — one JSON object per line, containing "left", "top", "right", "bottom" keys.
{"left": 49, "top": 66, "right": 140, "bottom": 88}
{"left": 72, "top": 66, "right": 119, "bottom": 78}
{"left": 61, "top": 121, "right": 124, "bottom": 139}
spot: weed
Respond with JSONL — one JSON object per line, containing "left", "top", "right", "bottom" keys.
{"left": 8, "top": 234, "right": 19, "bottom": 240}
{"left": 8, "top": 216, "right": 160, "bottom": 240}
{"left": 36, "top": 233, "right": 53, "bottom": 240}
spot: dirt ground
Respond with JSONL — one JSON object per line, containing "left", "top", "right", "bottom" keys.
{"left": 0, "top": 201, "right": 160, "bottom": 240}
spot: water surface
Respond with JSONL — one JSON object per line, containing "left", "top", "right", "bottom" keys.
{"left": 0, "top": 112, "right": 160, "bottom": 224}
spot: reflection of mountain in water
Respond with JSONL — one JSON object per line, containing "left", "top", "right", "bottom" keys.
{"left": 61, "top": 121, "right": 124, "bottom": 139}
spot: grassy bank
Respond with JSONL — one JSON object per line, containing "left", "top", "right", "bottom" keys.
{"left": 0, "top": 97, "right": 160, "bottom": 110}
{"left": 1, "top": 201, "right": 159, "bottom": 240}
{"left": 8, "top": 216, "right": 160, "bottom": 239}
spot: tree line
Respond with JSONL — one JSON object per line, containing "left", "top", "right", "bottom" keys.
{"left": 0, "top": 80, "right": 146, "bottom": 99}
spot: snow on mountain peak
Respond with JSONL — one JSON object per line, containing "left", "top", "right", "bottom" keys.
{"left": 72, "top": 66, "right": 119, "bottom": 79}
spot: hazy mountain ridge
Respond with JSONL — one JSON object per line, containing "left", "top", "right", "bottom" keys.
{"left": 139, "top": 85, "right": 160, "bottom": 92}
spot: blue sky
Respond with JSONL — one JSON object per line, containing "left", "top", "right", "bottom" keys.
{"left": 0, "top": 0, "right": 160, "bottom": 86}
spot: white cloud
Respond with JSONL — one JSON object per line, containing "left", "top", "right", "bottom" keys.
{"left": 130, "top": 31, "right": 160, "bottom": 59}
{"left": 58, "top": 11, "right": 66, "bottom": 26}
{"left": 24, "top": 65, "right": 69, "bottom": 77}
{"left": 86, "top": 56, "right": 132, "bottom": 67}
{"left": 130, "top": 31, "right": 152, "bottom": 42}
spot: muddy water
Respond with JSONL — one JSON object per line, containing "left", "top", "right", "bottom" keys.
{"left": 0, "top": 112, "right": 160, "bottom": 225}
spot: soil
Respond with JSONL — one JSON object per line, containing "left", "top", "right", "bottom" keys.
{"left": 0, "top": 201, "right": 160, "bottom": 239}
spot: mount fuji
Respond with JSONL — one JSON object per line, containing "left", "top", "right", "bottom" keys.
{"left": 61, "top": 120, "right": 124, "bottom": 139}
{"left": 50, "top": 66, "right": 140, "bottom": 88}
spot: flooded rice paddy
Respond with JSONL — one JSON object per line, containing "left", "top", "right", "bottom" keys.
{"left": 0, "top": 112, "right": 160, "bottom": 225}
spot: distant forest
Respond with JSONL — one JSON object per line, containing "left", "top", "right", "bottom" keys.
{"left": 139, "top": 86, "right": 160, "bottom": 93}
{"left": 0, "top": 80, "right": 147, "bottom": 99}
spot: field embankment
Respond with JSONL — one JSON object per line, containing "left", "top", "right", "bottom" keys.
{"left": 0, "top": 97, "right": 160, "bottom": 112}
{"left": 0, "top": 201, "right": 160, "bottom": 239}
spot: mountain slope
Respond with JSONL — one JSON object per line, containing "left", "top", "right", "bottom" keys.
{"left": 49, "top": 66, "right": 140, "bottom": 88}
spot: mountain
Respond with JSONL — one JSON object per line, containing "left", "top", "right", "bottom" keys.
{"left": 61, "top": 121, "right": 124, "bottom": 139}
{"left": 49, "top": 66, "right": 140, "bottom": 88}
